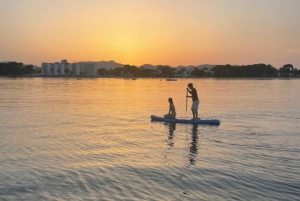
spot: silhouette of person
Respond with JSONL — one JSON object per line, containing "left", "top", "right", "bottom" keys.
{"left": 164, "top": 98, "right": 176, "bottom": 118}
{"left": 187, "top": 83, "right": 199, "bottom": 119}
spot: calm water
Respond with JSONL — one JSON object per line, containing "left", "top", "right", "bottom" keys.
{"left": 0, "top": 77, "right": 299, "bottom": 201}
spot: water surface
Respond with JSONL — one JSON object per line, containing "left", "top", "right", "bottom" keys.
{"left": 0, "top": 78, "right": 299, "bottom": 200}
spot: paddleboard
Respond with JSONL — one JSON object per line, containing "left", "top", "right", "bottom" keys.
{"left": 150, "top": 115, "right": 220, "bottom": 125}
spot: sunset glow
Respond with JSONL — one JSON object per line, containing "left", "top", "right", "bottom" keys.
{"left": 1, "top": 0, "right": 300, "bottom": 67}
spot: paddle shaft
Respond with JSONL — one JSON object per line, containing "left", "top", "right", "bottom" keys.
{"left": 186, "top": 90, "right": 188, "bottom": 112}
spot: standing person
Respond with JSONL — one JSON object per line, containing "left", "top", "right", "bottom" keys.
{"left": 187, "top": 83, "right": 199, "bottom": 119}
{"left": 164, "top": 98, "right": 176, "bottom": 118}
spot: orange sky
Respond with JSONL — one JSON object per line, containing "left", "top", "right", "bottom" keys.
{"left": 0, "top": 0, "right": 300, "bottom": 68}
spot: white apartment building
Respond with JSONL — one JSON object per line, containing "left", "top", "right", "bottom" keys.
{"left": 41, "top": 60, "right": 98, "bottom": 77}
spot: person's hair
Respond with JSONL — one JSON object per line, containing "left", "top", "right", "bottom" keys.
{"left": 168, "top": 98, "right": 173, "bottom": 104}
{"left": 188, "top": 83, "right": 193, "bottom": 87}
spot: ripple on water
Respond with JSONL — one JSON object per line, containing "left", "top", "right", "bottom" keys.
{"left": 1, "top": 78, "right": 300, "bottom": 200}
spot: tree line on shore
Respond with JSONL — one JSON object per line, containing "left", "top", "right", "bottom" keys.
{"left": 1, "top": 62, "right": 299, "bottom": 77}
{"left": 0, "top": 62, "right": 40, "bottom": 76}
{"left": 214, "top": 64, "right": 299, "bottom": 77}
{"left": 98, "top": 63, "right": 300, "bottom": 78}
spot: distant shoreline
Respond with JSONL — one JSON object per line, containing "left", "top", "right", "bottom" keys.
{"left": 1, "top": 75, "right": 299, "bottom": 79}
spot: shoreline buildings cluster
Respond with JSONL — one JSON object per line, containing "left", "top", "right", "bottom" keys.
{"left": 39, "top": 60, "right": 298, "bottom": 78}
{"left": 41, "top": 60, "right": 215, "bottom": 77}
{"left": 41, "top": 60, "right": 100, "bottom": 77}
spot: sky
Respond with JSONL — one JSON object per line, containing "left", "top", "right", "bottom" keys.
{"left": 0, "top": 0, "right": 300, "bottom": 68}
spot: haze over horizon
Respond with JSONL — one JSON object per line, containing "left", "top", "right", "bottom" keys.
{"left": 1, "top": 0, "right": 299, "bottom": 68}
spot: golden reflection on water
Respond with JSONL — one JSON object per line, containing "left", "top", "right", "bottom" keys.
{"left": 1, "top": 78, "right": 300, "bottom": 200}
{"left": 1, "top": 78, "right": 300, "bottom": 170}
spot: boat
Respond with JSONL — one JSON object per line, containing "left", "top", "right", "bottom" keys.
{"left": 166, "top": 78, "right": 177, "bottom": 81}
{"left": 150, "top": 115, "right": 220, "bottom": 125}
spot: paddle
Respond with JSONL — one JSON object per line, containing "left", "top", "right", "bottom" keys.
{"left": 186, "top": 89, "right": 188, "bottom": 112}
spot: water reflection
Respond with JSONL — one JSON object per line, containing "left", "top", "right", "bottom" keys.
{"left": 189, "top": 125, "right": 199, "bottom": 166}
{"left": 164, "top": 123, "right": 200, "bottom": 166}
{"left": 164, "top": 122, "right": 176, "bottom": 147}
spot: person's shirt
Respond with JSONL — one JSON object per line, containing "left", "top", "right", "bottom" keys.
{"left": 190, "top": 88, "right": 199, "bottom": 101}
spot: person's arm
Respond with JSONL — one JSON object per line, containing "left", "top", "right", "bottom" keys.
{"left": 186, "top": 88, "right": 192, "bottom": 97}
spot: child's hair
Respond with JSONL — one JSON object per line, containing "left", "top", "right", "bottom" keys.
{"left": 188, "top": 83, "right": 193, "bottom": 87}
{"left": 168, "top": 98, "right": 173, "bottom": 104}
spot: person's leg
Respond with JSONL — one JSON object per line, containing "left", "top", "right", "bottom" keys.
{"left": 191, "top": 101, "right": 196, "bottom": 119}
{"left": 192, "top": 109, "right": 196, "bottom": 119}
{"left": 165, "top": 114, "right": 175, "bottom": 118}
{"left": 195, "top": 100, "right": 199, "bottom": 119}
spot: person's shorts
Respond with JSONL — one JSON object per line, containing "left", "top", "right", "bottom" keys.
{"left": 191, "top": 100, "right": 199, "bottom": 110}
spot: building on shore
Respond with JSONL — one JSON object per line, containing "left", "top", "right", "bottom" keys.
{"left": 41, "top": 60, "right": 98, "bottom": 77}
